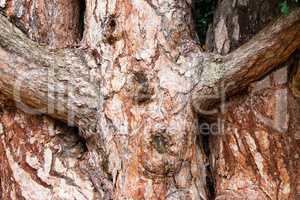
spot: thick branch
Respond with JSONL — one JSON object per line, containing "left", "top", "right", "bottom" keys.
{"left": 192, "top": 8, "right": 300, "bottom": 113}
{"left": 0, "top": 14, "right": 99, "bottom": 131}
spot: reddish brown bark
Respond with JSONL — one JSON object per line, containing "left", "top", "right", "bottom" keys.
{"left": 205, "top": 0, "right": 300, "bottom": 199}
{"left": 0, "top": 1, "right": 98, "bottom": 199}
{"left": 0, "top": 102, "right": 97, "bottom": 199}
{"left": 0, "top": 0, "right": 299, "bottom": 199}
{"left": 211, "top": 64, "right": 300, "bottom": 199}
{"left": 1, "top": 0, "right": 82, "bottom": 48}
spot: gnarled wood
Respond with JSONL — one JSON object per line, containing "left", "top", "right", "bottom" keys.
{"left": 192, "top": 8, "right": 300, "bottom": 113}
{"left": 81, "top": 1, "right": 208, "bottom": 199}
{"left": 0, "top": 1, "right": 300, "bottom": 199}
{"left": 203, "top": 1, "right": 300, "bottom": 199}
{"left": 0, "top": 14, "right": 99, "bottom": 131}
{"left": 0, "top": 1, "right": 103, "bottom": 199}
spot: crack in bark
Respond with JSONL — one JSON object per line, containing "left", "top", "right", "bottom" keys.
{"left": 0, "top": 1, "right": 300, "bottom": 199}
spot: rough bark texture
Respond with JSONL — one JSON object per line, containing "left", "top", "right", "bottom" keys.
{"left": 0, "top": 1, "right": 99, "bottom": 199}
{"left": 205, "top": 0, "right": 300, "bottom": 199}
{"left": 210, "top": 63, "right": 300, "bottom": 200}
{"left": 0, "top": 0, "right": 300, "bottom": 199}
{"left": 0, "top": 101, "right": 99, "bottom": 199}
{"left": 206, "top": 0, "right": 281, "bottom": 54}
{"left": 0, "top": 15, "right": 100, "bottom": 131}
{"left": 0, "top": 0, "right": 83, "bottom": 48}
{"left": 81, "top": 1, "right": 209, "bottom": 199}
{"left": 192, "top": 8, "right": 300, "bottom": 113}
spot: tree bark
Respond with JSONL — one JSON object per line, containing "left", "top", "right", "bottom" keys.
{"left": 0, "top": 1, "right": 100, "bottom": 199}
{"left": 0, "top": 0, "right": 300, "bottom": 199}
{"left": 205, "top": 0, "right": 300, "bottom": 199}
{"left": 0, "top": 102, "right": 99, "bottom": 199}
{"left": 0, "top": 0, "right": 83, "bottom": 48}
{"left": 210, "top": 63, "right": 300, "bottom": 200}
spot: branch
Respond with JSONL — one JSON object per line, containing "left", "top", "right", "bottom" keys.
{"left": 192, "top": 8, "right": 300, "bottom": 113}
{"left": 0, "top": 14, "right": 99, "bottom": 131}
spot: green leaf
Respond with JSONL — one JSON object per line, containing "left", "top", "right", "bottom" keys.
{"left": 280, "top": 1, "right": 289, "bottom": 15}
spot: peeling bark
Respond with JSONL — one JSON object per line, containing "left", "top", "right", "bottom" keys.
{"left": 0, "top": 1, "right": 100, "bottom": 199}
{"left": 205, "top": 1, "right": 300, "bottom": 199}
{"left": 0, "top": 104, "right": 98, "bottom": 200}
{"left": 192, "top": 8, "right": 300, "bottom": 113}
{"left": 0, "top": 0, "right": 300, "bottom": 199}
{"left": 0, "top": 15, "right": 99, "bottom": 131}
{"left": 0, "top": 0, "right": 83, "bottom": 48}
{"left": 206, "top": 0, "right": 281, "bottom": 54}
{"left": 210, "top": 64, "right": 300, "bottom": 199}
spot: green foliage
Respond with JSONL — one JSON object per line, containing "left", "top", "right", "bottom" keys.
{"left": 192, "top": 0, "right": 217, "bottom": 44}
{"left": 279, "top": 1, "right": 289, "bottom": 15}
{"left": 279, "top": 0, "right": 300, "bottom": 15}
{"left": 193, "top": 0, "right": 299, "bottom": 43}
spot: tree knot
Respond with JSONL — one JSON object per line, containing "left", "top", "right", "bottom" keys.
{"left": 132, "top": 71, "right": 154, "bottom": 104}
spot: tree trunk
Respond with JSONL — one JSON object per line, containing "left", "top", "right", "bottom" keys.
{"left": 0, "top": 0, "right": 83, "bottom": 48}
{"left": 205, "top": 0, "right": 300, "bottom": 199}
{"left": 0, "top": 101, "right": 100, "bottom": 199}
{"left": 0, "top": 0, "right": 299, "bottom": 199}
{"left": 0, "top": 1, "right": 101, "bottom": 199}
